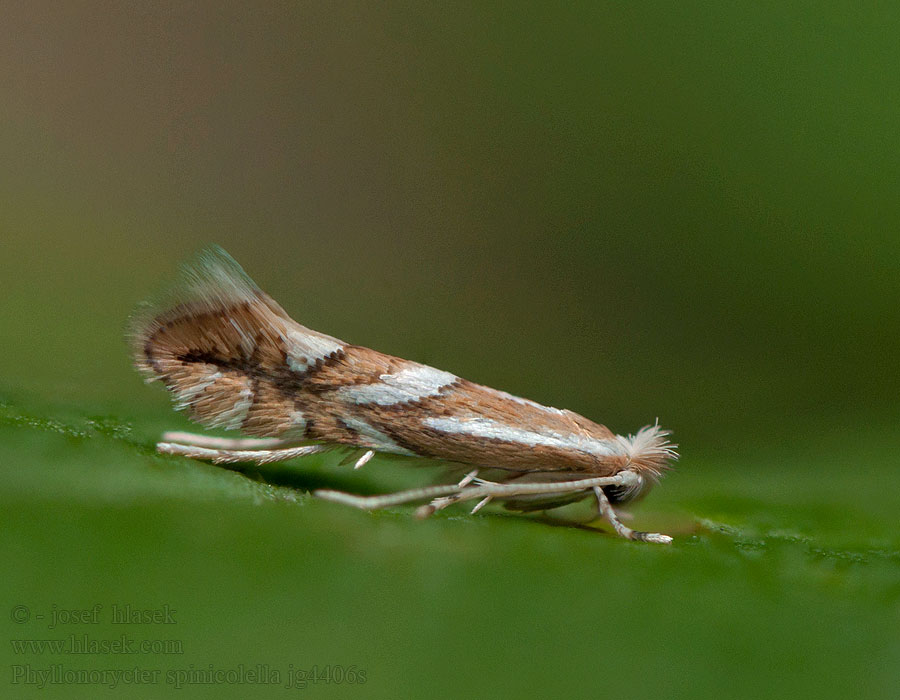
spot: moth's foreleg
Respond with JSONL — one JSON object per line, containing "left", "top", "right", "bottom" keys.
{"left": 593, "top": 485, "right": 672, "bottom": 544}
{"left": 157, "top": 440, "right": 331, "bottom": 466}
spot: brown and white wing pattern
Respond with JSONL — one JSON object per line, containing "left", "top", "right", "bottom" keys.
{"left": 131, "top": 248, "right": 672, "bottom": 475}
{"left": 130, "top": 247, "right": 677, "bottom": 541}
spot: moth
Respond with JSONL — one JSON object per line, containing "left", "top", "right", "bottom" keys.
{"left": 130, "top": 247, "right": 677, "bottom": 543}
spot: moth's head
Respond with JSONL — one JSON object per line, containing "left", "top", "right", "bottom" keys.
{"left": 605, "top": 424, "right": 678, "bottom": 504}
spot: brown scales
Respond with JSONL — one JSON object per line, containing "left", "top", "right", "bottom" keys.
{"left": 130, "top": 248, "right": 676, "bottom": 488}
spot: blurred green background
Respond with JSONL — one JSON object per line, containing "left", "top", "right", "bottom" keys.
{"left": 1, "top": 2, "right": 897, "bottom": 698}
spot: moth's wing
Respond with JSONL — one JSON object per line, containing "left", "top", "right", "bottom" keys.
{"left": 128, "top": 246, "right": 341, "bottom": 438}
{"left": 343, "top": 372, "right": 624, "bottom": 475}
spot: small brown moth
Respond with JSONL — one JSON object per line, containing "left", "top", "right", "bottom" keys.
{"left": 130, "top": 247, "right": 677, "bottom": 542}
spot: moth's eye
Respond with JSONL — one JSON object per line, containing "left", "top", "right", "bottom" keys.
{"left": 603, "top": 476, "right": 645, "bottom": 504}
{"left": 602, "top": 485, "right": 631, "bottom": 504}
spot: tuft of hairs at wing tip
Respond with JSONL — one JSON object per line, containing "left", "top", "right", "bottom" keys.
{"left": 616, "top": 423, "right": 678, "bottom": 477}
{"left": 125, "top": 245, "right": 287, "bottom": 377}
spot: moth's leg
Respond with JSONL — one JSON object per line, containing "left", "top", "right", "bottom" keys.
{"left": 457, "top": 469, "right": 479, "bottom": 487}
{"left": 318, "top": 473, "right": 632, "bottom": 515}
{"left": 593, "top": 486, "right": 672, "bottom": 544}
{"left": 416, "top": 470, "right": 480, "bottom": 517}
{"left": 337, "top": 449, "right": 376, "bottom": 469}
{"left": 416, "top": 495, "right": 458, "bottom": 518}
{"left": 157, "top": 441, "right": 331, "bottom": 465}
{"left": 469, "top": 473, "right": 634, "bottom": 497}
{"left": 470, "top": 496, "right": 492, "bottom": 514}
{"left": 315, "top": 483, "right": 467, "bottom": 510}
{"left": 353, "top": 450, "right": 375, "bottom": 470}
{"left": 161, "top": 431, "right": 293, "bottom": 450}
